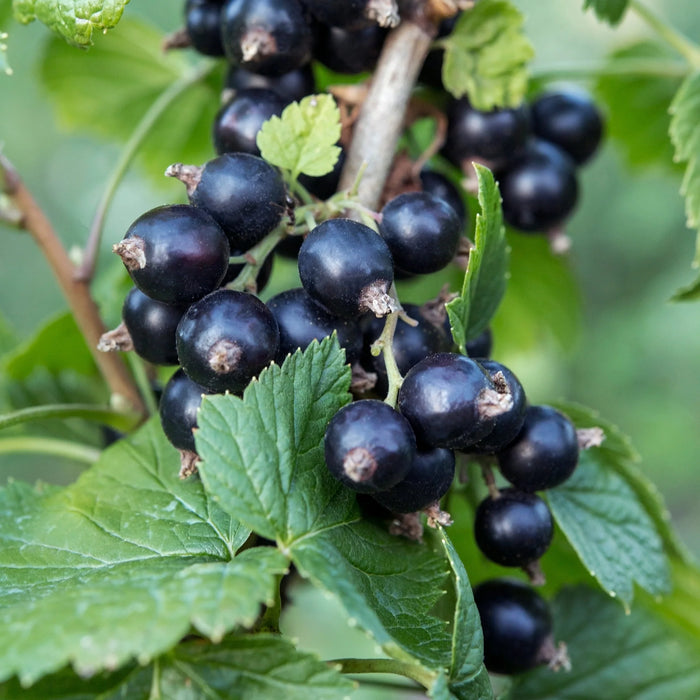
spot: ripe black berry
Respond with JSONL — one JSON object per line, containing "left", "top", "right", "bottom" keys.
{"left": 372, "top": 446, "right": 455, "bottom": 513}
{"left": 465, "top": 326, "right": 492, "bottom": 358}
{"left": 176, "top": 289, "right": 279, "bottom": 393}
{"left": 185, "top": 0, "right": 225, "bottom": 57}
{"left": 225, "top": 64, "right": 315, "bottom": 103}
{"left": 221, "top": 0, "right": 312, "bottom": 76}
{"left": 474, "top": 489, "right": 554, "bottom": 567}
{"left": 113, "top": 204, "right": 229, "bottom": 305}
{"left": 379, "top": 192, "right": 461, "bottom": 275}
{"left": 474, "top": 579, "right": 553, "bottom": 675}
{"left": 419, "top": 169, "right": 467, "bottom": 230}
{"left": 531, "top": 89, "right": 604, "bottom": 165}
{"left": 267, "top": 287, "right": 363, "bottom": 364}
{"left": 298, "top": 218, "right": 395, "bottom": 318}
{"left": 159, "top": 369, "right": 213, "bottom": 453}
{"left": 302, "top": 0, "right": 398, "bottom": 30}
{"left": 314, "top": 24, "right": 387, "bottom": 74}
{"left": 324, "top": 399, "right": 415, "bottom": 493}
{"left": 498, "top": 140, "right": 579, "bottom": 232}
{"left": 498, "top": 405, "right": 579, "bottom": 491}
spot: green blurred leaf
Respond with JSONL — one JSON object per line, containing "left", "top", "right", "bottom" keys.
{"left": 0, "top": 0, "right": 13, "bottom": 25}
{"left": 509, "top": 586, "right": 700, "bottom": 699}
{"left": 447, "top": 164, "right": 509, "bottom": 352}
{"left": 196, "top": 337, "right": 355, "bottom": 546}
{"left": 441, "top": 0, "right": 534, "bottom": 110}
{"left": 671, "top": 271, "right": 700, "bottom": 301}
{"left": 0, "top": 419, "right": 277, "bottom": 686}
{"left": 582, "top": 0, "right": 629, "bottom": 25}
{"left": 0, "top": 310, "right": 17, "bottom": 355}
{"left": 257, "top": 94, "right": 342, "bottom": 181}
{"left": 40, "top": 17, "right": 220, "bottom": 183}
{"left": 596, "top": 41, "right": 684, "bottom": 171}
{"left": 13, "top": 0, "right": 129, "bottom": 48}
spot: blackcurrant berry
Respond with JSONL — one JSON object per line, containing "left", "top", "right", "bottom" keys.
{"left": 221, "top": 0, "right": 312, "bottom": 77}
{"left": 176, "top": 289, "right": 279, "bottom": 393}
{"left": 267, "top": 287, "right": 363, "bottom": 364}
{"left": 302, "top": 0, "right": 398, "bottom": 30}
{"left": 372, "top": 446, "right": 455, "bottom": 513}
{"left": 314, "top": 24, "right": 387, "bottom": 74}
{"left": 324, "top": 399, "right": 415, "bottom": 493}
{"left": 113, "top": 204, "right": 229, "bottom": 305}
{"left": 531, "top": 89, "right": 604, "bottom": 165}
{"left": 498, "top": 139, "right": 579, "bottom": 232}
{"left": 379, "top": 192, "right": 461, "bottom": 275}
{"left": 419, "top": 169, "right": 467, "bottom": 231}
{"left": 497, "top": 405, "right": 579, "bottom": 491}
{"left": 298, "top": 218, "right": 395, "bottom": 318}
{"left": 225, "top": 64, "right": 315, "bottom": 103}
{"left": 159, "top": 369, "right": 213, "bottom": 453}
{"left": 474, "top": 489, "right": 554, "bottom": 567}
{"left": 298, "top": 148, "right": 345, "bottom": 200}
{"left": 185, "top": 0, "right": 225, "bottom": 57}
{"left": 474, "top": 578, "right": 553, "bottom": 675}
{"left": 464, "top": 326, "right": 493, "bottom": 359}
{"left": 213, "top": 88, "right": 286, "bottom": 156}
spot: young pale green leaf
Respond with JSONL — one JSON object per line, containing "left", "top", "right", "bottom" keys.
{"left": 13, "top": 0, "right": 129, "bottom": 47}
{"left": 669, "top": 71, "right": 700, "bottom": 269}
{"left": 441, "top": 0, "right": 534, "bottom": 110}
{"left": 0, "top": 420, "right": 282, "bottom": 686}
{"left": 196, "top": 337, "right": 355, "bottom": 546}
{"left": 509, "top": 586, "right": 700, "bottom": 699}
{"left": 447, "top": 164, "right": 509, "bottom": 353}
{"left": 582, "top": 0, "right": 629, "bottom": 25}
{"left": 547, "top": 453, "right": 671, "bottom": 609}
{"left": 257, "top": 94, "right": 342, "bottom": 181}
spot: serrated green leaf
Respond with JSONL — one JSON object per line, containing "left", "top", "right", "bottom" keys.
{"left": 509, "top": 586, "right": 700, "bottom": 699}
{"left": 40, "top": 18, "right": 220, "bottom": 184}
{"left": 13, "top": 0, "right": 129, "bottom": 47}
{"left": 669, "top": 71, "right": 700, "bottom": 269}
{"left": 596, "top": 41, "right": 684, "bottom": 171}
{"left": 257, "top": 94, "right": 342, "bottom": 181}
{"left": 547, "top": 453, "right": 671, "bottom": 609}
{"left": 447, "top": 164, "right": 509, "bottom": 353}
{"left": 441, "top": 0, "right": 534, "bottom": 110}
{"left": 0, "top": 419, "right": 279, "bottom": 686}
{"left": 582, "top": 0, "right": 629, "bottom": 25}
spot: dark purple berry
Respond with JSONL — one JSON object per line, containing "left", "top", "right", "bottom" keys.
{"left": 419, "top": 169, "right": 467, "bottom": 230}
{"left": 314, "top": 24, "right": 387, "bottom": 74}
{"left": 185, "top": 0, "right": 225, "bottom": 56}
{"left": 225, "top": 64, "right": 315, "bottom": 103}
{"left": 464, "top": 326, "right": 492, "bottom": 358}
{"left": 302, "top": 0, "right": 397, "bottom": 30}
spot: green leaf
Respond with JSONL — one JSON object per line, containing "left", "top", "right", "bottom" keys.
{"left": 441, "top": 0, "right": 534, "bottom": 110}
{"left": 596, "top": 41, "right": 684, "bottom": 171}
{"left": 509, "top": 586, "right": 700, "bottom": 699}
{"left": 582, "top": 0, "right": 629, "bottom": 25}
{"left": 547, "top": 453, "right": 671, "bottom": 609}
{"left": 196, "top": 337, "right": 355, "bottom": 546}
{"left": 40, "top": 18, "right": 221, "bottom": 184}
{"left": 0, "top": 419, "right": 285, "bottom": 686}
{"left": 671, "top": 271, "right": 700, "bottom": 301}
{"left": 257, "top": 94, "right": 342, "bottom": 181}
{"left": 0, "top": 309, "right": 17, "bottom": 355}
{"left": 13, "top": 0, "right": 129, "bottom": 47}
{"left": 669, "top": 71, "right": 700, "bottom": 269}
{"left": 447, "top": 164, "right": 509, "bottom": 353}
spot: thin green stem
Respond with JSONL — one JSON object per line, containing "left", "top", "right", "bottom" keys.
{"left": 531, "top": 58, "right": 688, "bottom": 82}
{"left": 228, "top": 224, "right": 286, "bottom": 292}
{"left": 149, "top": 658, "right": 161, "bottom": 700}
{"left": 75, "top": 62, "right": 217, "bottom": 282}
{"left": 286, "top": 174, "right": 314, "bottom": 206}
{"left": 253, "top": 574, "right": 283, "bottom": 633}
{"left": 0, "top": 436, "right": 101, "bottom": 464}
{"left": 0, "top": 403, "right": 139, "bottom": 433}
{"left": 630, "top": 0, "right": 700, "bottom": 68}
{"left": 329, "top": 658, "right": 437, "bottom": 689}
{"left": 125, "top": 353, "right": 159, "bottom": 416}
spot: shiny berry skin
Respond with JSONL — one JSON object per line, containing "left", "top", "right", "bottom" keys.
{"left": 498, "top": 405, "right": 579, "bottom": 491}
{"left": 221, "top": 0, "right": 312, "bottom": 77}
{"left": 397, "top": 353, "right": 501, "bottom": 450}
{"left": 419, "top": 169, "right": 467, "bottom": 230}
{"left": 159, "top": 369, "right": 213, "bottom": 453}
{"left": 189, "top": 153, "right": 287, "bottom": 251}
{"left": 298, "top": 218, "right": 394, "bottom": 318}
{"left": 298, "top": 148, "right": 345, "bottom": 200}
{"left": 176, "top": 289, "right": 279, "bottom": 393}
{"left": 444, "top": 99, "right": 530, "bottom": 165}
{"left": 267, "top": 287, "right": 363, "bottom": 364}
{"left": 474, "top": 489, "right": 554, "bottom": 567}
{"left": 373, "top": 447, "right": 455, "bottom": 513}
{"left": 122, "top": 288, "right": 187, "bottom": 366}
{"left": 225, "top": 64, "right": 315, "bottom": 103}
{"left": 185, "top": 0, "right": 225, "bottom": 56}
{"left": 379, "top": 192, "right": 461, "bottom": 275}
{"left": 213, "top": 88, "right": 286, "bottom": 156}
{"left": 531, "top": 89, "right": 604, "bottom": 165}
{"left": 474, "top": 579, "right": 553, "bottom": 675}
{"left": 314, "top": 24, "right": 387, "bottom": 74}
{"left": 498, "top": 140, "right": 579, "bottom": 232}
{"left": 302, "top": 0, "right": 376, "bottom": 30}
{"left": 115, "top": 204, "right": 229, "bottom": 305}
{"left": 324, "top": 400, "right": 415, "bottom": 493}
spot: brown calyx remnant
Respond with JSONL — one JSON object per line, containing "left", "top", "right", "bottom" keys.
{"left": 577, "top": 426, "right": 606, "bottom": 449}
{"left": 366, "top": 0, "right": 400, "bottom": 27}
{"left": 359, "top": 280, "right": 399, "bottom": 318}
{"left": 477, "top": 384, "right": 514, "bottom": 420}
{"left": 424, "top": 502, "right": 453, "bottom": 527}
{"left": 208, "top": 339, "right": 242, "bottom": 374}
{"left": 523, "top": 559, "right": 546, "bottom": 587}
{"left": 537, "top": 637, "right": 572, "bottom": 672}
{"left": 179, "top": 450, "right": 200, "bottom": 480}
{"left": 240, "top": 28, "right": 277, "bottom": 62}
{"left": 162, "top": 27, "right": 192, "bottom": 52}
{"left": 453, "top": 236, "right": 474, "bottom": 271}
{"left": 113, "top": 236, "right": 147, "bottom": 271}
{"left": 97, "top": 323, "right": 134, "bottom": 353}
{"left": 351, "top": 363, "right": 378, "bottom": 395}
{"left": 389, "top": 512, "right": 424, "bottom": 542}
{"left": 420, "top": 284, "right": 458, "bottom": 328}
{"left": 343, "top": 447, "right": 378, "bottom": 483}
{"left": 165, "top": 163, "right": 203, "bottom": 197}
